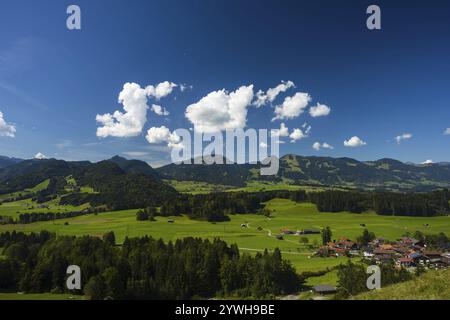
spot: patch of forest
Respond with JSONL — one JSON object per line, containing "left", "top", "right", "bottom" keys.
{"left": 0, "top": 231, "right": 300, "bottom": 299}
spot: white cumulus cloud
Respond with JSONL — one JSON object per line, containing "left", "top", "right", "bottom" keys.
{"left": 272, "top": 92, "right": 311, "bottom": 121}
{"left": 146, "top": 126, "right": 182, "bottom": 148}
{"left": 145, "top": 81, "right": 177, "bottom": 100}
{"left": 34, "top": 152, "right": 47, "bottom": 159}
{"left": 180, "top": 83, "right": 193, "bottom": 92}
{"left": 271, "top": 123, "right": 289, "bottom": 137}
{"left": 0, "top": 111, "right": 16, "bottom": 137}
{"left": 422, "top": 159, "right": 434, "bottom": 164}
{"left": 185, "top": 85, "right": 254, "bottom": 133}
{"left": 344, "top": 136, "right": 367, "bottom": 147}
{"left": 313, "top": 142, "right": 334, "bottom": 151}
{"left": 289, "top": 128, "right": 308, "bottom": 143}
{"left": 151, "top": 104, "right": 170, "bottom": 116}
{"left": 96, "top": 83, "right": 149, "bottom": 138}
{"left": 395, "top": 133, "right": 412, "bottom": 144}
{"left": 309, "top": 103, "right": 331, "bottom": 117}
{"left": 253, "top": 80, "right": 295, "bottom": 107}
{"left": 96, "top": 81, "right": 177, "bottom": 138}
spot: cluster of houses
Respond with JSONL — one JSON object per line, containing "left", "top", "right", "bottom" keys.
{"left": 316, "top": 236, "right": 450, "bottom": 270}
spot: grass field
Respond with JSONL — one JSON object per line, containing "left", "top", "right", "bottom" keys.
{"left": 1, "top": 198, "right": 449, "bottom": 274}
{"left": 0, "top": 179, "right": 50, "bottom": 200}
{"left": 0, "top": 293, "right": 84, "bottom": 300}
{"left": 0, "top": 197, "right": 90, "bottom": 219}
{"left": 354, "top": 269, "right": 450, "bottom": 300}
{"left": 167, "top": 180, "right": 329, "bottom": 194}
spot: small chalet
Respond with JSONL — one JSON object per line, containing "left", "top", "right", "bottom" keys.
{"left": 396, "top": 257, "right": 414, "bottom": 268}
{"left": 312, "top": 284, "right": 337, "bottom": 295}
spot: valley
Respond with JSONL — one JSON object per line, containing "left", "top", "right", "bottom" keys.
{"left": 0, "top": 154, "right": 450, "bottom": 300}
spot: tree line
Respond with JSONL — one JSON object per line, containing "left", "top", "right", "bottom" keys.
{"left": 309, "top": 189, "right": 450, "bottom": 217}
{"left": 0, "top": 231, "right": 301, "bottom": 299}
{"left": 136, "top": 190, "right": 307, "bottom": 222}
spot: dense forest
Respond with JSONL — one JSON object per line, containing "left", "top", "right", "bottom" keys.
{"left": 0, "top": 231, "right": 300, "bottom": 299}
{"left": 145, "top": 190, "right": 307, "bottom": 222}
{"left": 309, "top": 189, "right": 450, "bottom": 217}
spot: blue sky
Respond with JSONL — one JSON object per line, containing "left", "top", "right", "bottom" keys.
{"left": 0, "top": 0, "right": 449, "bottom": 166}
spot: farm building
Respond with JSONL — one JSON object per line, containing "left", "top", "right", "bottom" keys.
{"left": 312, "top": 284, "right": 337, "bottom": 295}
{"left": 297, "top": 229, "right": 320, "bottom": 235}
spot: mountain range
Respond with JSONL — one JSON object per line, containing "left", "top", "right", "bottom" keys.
{"left": 1, "top": 154, "right": 450, "bottom": 192}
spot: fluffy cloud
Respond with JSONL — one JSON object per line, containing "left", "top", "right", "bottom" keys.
{"left": 96, "top": 81, "right": 177, "bottom": 138}
{"left": 444, "top": 128, "right": 450, "bottom": 135}
{"left": 272, "top": 123, "right": 289, "bottom": 137}
{"left": 395, "top": 133, "right": 412, "bottom": 144}
{"left": 289, "top": 128, "right": 308, "bottom": 143}
{"left": 185, "top": 85, "right": 254, "bottom": 133}
{"left": 145, "top": 81, "right": 177, "bottom": 100}
{"left": 272, "top": 92, "right": 311, "bottom": 121}
{"left": 309, "top": 103, "right": 331, "bottom": 117}
{"left": 96, "top": 83, "right": 149, "bottom": 138}
{"left": 288, "top": 122, "right": 312, "bottom": 143}
{"left": 422, "top": 159, "right": 434, "bottom": 164}
{"left": 34, "top": 152, "right": 47, "bottom": 159}
{"left": 312, "top": 142, "right": 334, "bottom": 151}
{"left": 0, "top": 111, "right": 16, "bottom": 137}
{"left": 145, "top": 126, "right": 182, "bottom": 148}
{"left": 254, "top": 81, "right": 295, "bottom": 107}
{"left": 151, "top": 104, "right": 170, "bottom": 116}
{"left": 344, "top": 136, "right": 367, "bottom": 147}
{"left": 180, "top": 84, "right": 193, "bottom": 92}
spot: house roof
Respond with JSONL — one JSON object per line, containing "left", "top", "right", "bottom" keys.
{"left": 313, "top": 284, "right": 337, "bottom": 293}
{"left": 374, "top": 249, "right": 395, "bottom": 255}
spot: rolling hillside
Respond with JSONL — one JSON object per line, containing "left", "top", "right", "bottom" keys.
{"left": 354, "top": 269, "right": 450, "bottom": 300}
{"left": 0, "top": 156, "right": 177, "bottom": 210}
{"left": 157, "top": 154, "right": 450, "bottom": 191}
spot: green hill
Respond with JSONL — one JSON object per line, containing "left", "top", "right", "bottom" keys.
{"left": 156, "top": 154, "right": 450, "bottom": 191}
{"left": 354, "top": 269, "right": 450, "bottom": 300}
{"left": 0, "top": 157, "right": 178, "bottom": 210}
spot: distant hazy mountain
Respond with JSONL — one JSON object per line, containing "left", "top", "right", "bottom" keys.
{"left": 157, "top": 154, "right": 450, "bottom": 191}
{"left": 0, "top": 155, "right": 23, "bottom": 169}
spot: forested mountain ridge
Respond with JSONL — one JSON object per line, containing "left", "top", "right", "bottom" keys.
{"left": 0, "top": 156, "right": 177, "bottom": 210}
{"left": 2, "top": 153, "right": 450, "bottom": 196}
{"left": 108, "top": 155, "right": 161, "bottom": 180}
{"left": 157, "top": 154, "right": 450, "bottom": 191}
{"left": 0, "top": 155, "right": 24, "bottom": 169}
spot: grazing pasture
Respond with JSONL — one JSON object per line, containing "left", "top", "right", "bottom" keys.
{"left": 1, "top": 198, "right": 449, "bottom": 273}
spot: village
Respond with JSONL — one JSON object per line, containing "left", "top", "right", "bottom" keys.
{"left": 277, "top": 227, "right": 450, "bottom": 271}
{"left": 316, "top": 236, "right": 450, "bottom": 270}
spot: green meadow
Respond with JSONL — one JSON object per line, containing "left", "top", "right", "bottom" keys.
{"left": 354, "top": 268, "right": 450, "bottom": 300}
{"left": 0, "top": 293, "right": 84, "bottom": 300}
{"left": 0, "top": 197, "right": 89, "bottom": 220}
{"left": 1, "top": 198, "right": 449, "bottom": 273}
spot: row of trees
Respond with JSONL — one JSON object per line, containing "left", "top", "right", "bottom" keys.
{"left": 0, "top": 231, "right": 301, "bottom": 299}
{"left": 309, "top": 189, "right": 450, "bottom": 217}
{"left": 1, "top": 207, "right": 109, "bottom": 225}
{"left": 336, "top": 260, "right": 412, "bottom": 298}
{"left": 145, "top": 190, "right": 307, "bottom": 222}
